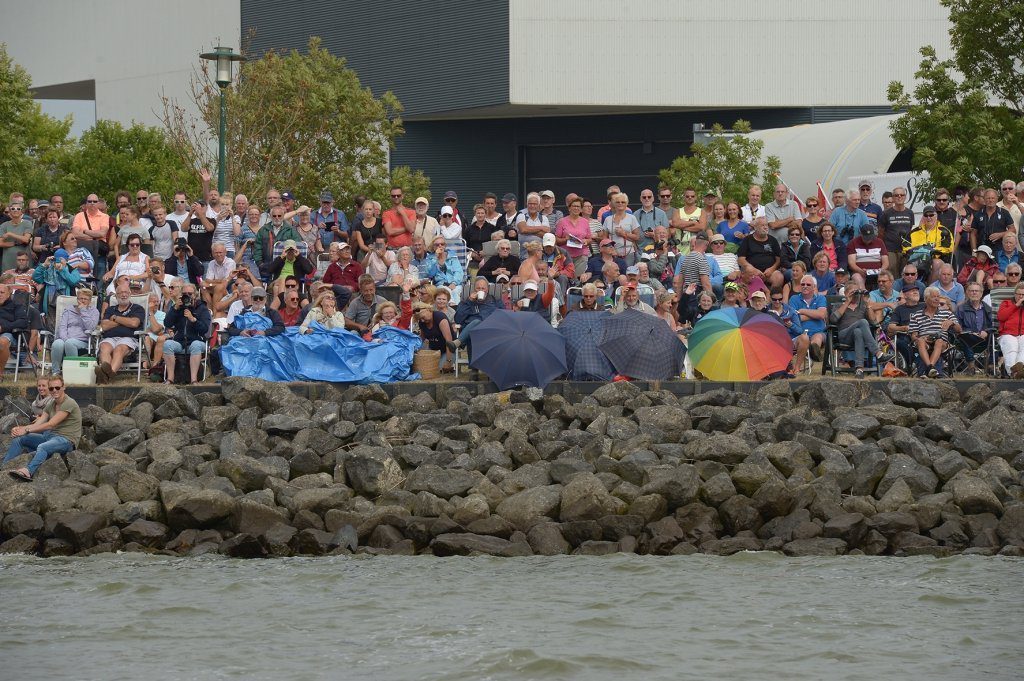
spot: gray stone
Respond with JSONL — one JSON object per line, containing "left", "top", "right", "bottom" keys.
{"left": 559, "top": 473, "right": 627, "bottom": 522}
{"left": 111, "top": 500, "right": 162, "bottom": 526}
{"left": 76, "top": 485, "right": 121, "bottom": 516}
{"left": 933, "top": 451, "right": 970, "bottom": 483}
{"left": 718, "top": 495, "right": 762, "bottom": 535}
{"left": 495, "top": 485, "right": 562, "bottom": 531}
{"left": 0, "top": 485, "right": 43, "bottom": 515}
{"left": 764, "top": 441, "right": 815, "bottom": 477}
{"left": 404, "top": 465, "right": 481, "bottom": 499}
{"left": 946, "top": 473, "right": 1004, "bottom": 515}
{"left": 632, "top": 406, "right": 692, "bottom": 441}
{"left": 751, "top": 479, "right": 794, "bottom": 519}
{"left": 731, "top": 462, "right": 781, "bottom": 497}
{"left": 285, "top": 487, "right": 354, "bottom": 516}
{"left": 683, "top": 434, "right": 751, "bottom": 466}
{"left": 201, "top": 405, "right": 240, "bottom": 433}
{"left": 51, "top": 511, "right": 107, "bottom": 550}
{"left": 997, "top": 504, "right": 1024, "bottom": 547}
{"left": 216, "top": 456, "right": 280, "bottom": 493}
{"left": 876, "top": 453, "right": 938, "bottom": 499}
{"left": 115, "top": 469, "right": 160, "bottom": 503}
{"left": 101, "top": 429, "right": 145, "bottom": 455}
{"left": 526, "top": 522, "right": 570, "bottom": 555}
{"left": 120, "top": 519, "right": 168, "bottom": 548}
{"left": 639, "top": 464, "right": 700, "bottom": 510}
{"left": 343, "top": 452, "right": 404, "bottom": 497}
{"left": 702, "top": 536, "right": 763, "bottom": 555}
{"left": 0, "top": 534, "right": 39, "bottom": 554}
{"left": 869, "top": 511, "right": 920, "bottom": 537}
{"left": 783, "top": 538, "right": 847, "bottom": 556}
{"left": 2, "top": 511, "right": 43, "bottom": 537}
{"left": 159, "top": 482, "right": 235, "bottom": 531}
{"left": 93, "top": 413, "right": 137, "bottom": 445}
{"left": 887, "top": 382, "right": 942, "bottom": 409}
{"left": 232, "top": 498, "right": 290, "bottom": 536}
{"left": 430, "top": 532, "right": 531, "bottom": 557}
{"left": 574, "top": 540, "right": 620, "bottom": 556}
{"left": 823, "top": 512, "right": 868, "bottom": 547}
{"left": 699, "top": 472, "right": 737, "bottom": 508}
{"left": 219, "top": 532, "right": 267, "bottom": 559}
{"left": 831, "top": 413, "right": 881, "bottom": 439}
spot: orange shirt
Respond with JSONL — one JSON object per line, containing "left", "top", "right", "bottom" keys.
{"left": 72, "top": 209, "right": 111, "bottom": 238}
{"left": 382, "top": 207, "right": 416, "bottom": 248}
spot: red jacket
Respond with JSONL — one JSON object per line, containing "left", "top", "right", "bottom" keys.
{"left": 324, "top": 260, "right": 362, "bottom": 289}
{"left": 998, "top": 298, "right": 1024, "bottom": 336}
{"left": 957, "top": 258, "right": 998, "bottom": 286}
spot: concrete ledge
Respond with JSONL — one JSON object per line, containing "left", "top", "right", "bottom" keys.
{"left": 1, "top": 378, "right": 1015, "bottom": 412}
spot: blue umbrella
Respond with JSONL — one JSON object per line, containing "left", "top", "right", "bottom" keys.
{"left": 598, "top": 309, "right": 686, "bottom": 380}
{"left": 469, "top": 309, "right": 567, "bottom": 389}
{"left": 559, "top": 311, "right": 615, "bottom": 381}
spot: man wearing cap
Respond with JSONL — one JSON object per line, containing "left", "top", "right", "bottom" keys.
{"left": 613, "top": 281, "right": 656, "bottom": 315}
{"left": 957, "top": 245, "right": 998, "bottom": 287}
{"left": 539, "top": 190, "right": 563, "bottom": 231}
{"left": 437, "top": 191, "right": 465, "bottom": 227}
{"left": 412, "top": 197, "right": 440, "bottom": 244}
{"left": 268, "top": 240, "right": 314, "bottom": 291}
{"left": 878, "top": 186, "right": 915, "bottom": 275}
{"left": 973, "top": 188, "right": 1015, "bottom": 248}
{"left": 255, "top": 205, "right": 301, "bottom": 280}
{"left": 907, "top": 205, "right": 953, "bottom": 262}
{"left": 311, "top": 191, "right": 349, "bottom": 249}
{"left": 383, "top": 186, "right": 416, "bottom": 248}
{"left": 323, "top": 241, "right": 362, "bottom": 294}
{"left": 846, "top": 224, "right": 889, "bottom": 291}
{"left": 516, "top": 279, "right": 556, "bottom": 321}
{"left": 437, "top": 206, "right": 461, "bottom": 240}
{"left": 496, "top": 193, "right": 520, "bottom": 237}
{"left": 164, "top": 237, "right": 203, "bottom": 287}
{"left": 831, "top": 188, "right": 871, "bottom": 241}
{"left": 582, "top": 238, "right": 627, "bottom": 285}
{"left": 858, "top": 180, "right": 884, "bottom": 224}
{"left": 541, "top": 232, "right": 574, "bottom": 286}
{"left": 226, "top": 285, "right": 285, "bottom": 338}
{"left": 673, "top": 232, "right": 714, "bottom": 296}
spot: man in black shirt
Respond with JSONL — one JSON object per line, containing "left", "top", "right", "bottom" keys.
{"left": 886, "top": 285, "right": 925, "bottom": 372}
{"left": 878, "top": 186, "right": 915, "bottom": 275}
{"left": 973, "top": 188, "right": 1015, "bottom": 248}
{"left": 736, "top": 221, "right": 783, "bottom": 288}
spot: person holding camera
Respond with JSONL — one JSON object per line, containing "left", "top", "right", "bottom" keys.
{"left": 997, "top": 281, "right": 1024, "bottom": 378}
{"left": 32, "top": 208, "right": 67, "bottom": 260}
{"left": 909, "top": 286, "right": 961, "bottom": 378}
{"left": 162, "top": 282, "right": 211, "bottom": 385}
{"left": 830, "top": 285, "right": 883, "bottom": 378}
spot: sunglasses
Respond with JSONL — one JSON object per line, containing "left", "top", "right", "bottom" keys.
{"left": 1009, "top": 272, "right": 1022, "bottom": 277}
{"left": 806, "top": 203, "right": 818, "bottom": 207}
{"left": 799, "top": 283, "right": 813, "bottom": 287}
{"left": 903, "top": 272, "right": 917, "bottom": 276}
{"left": 445, "top": 198, "right": 457, "bottom": 203}
{"left": 286, "top": 284, "right": 298, "bottom": 288}
{"left": 659, "top": 194, "right": 671, "bottom": 198}
{"left": 48, "top": 386, "right": 63, "bottom": 392}
{"left": 771, "top": 297, "right": 784, "bottom": 302}
{"left": 252, "top": 295, "right": 266, "bottom": 301}
{"left": 390, "top": 194, "right": 402, "bottom": 199}
{"left": 86, "top": 199, "right": 99, "bottom": 204}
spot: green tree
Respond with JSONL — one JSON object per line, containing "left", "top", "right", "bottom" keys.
{"left": 887, "top": 1, "right": 1024, "bottom": 193}
{"left": 53, "top": 120, "right": 195, "bottom": 205}
{"left": 658, "top": 120, "right": 781, "bottom": 205}
{"left": 161, "top": 36, "right": 430, "bottom": 210}
{"left": 0, "top": 43, "right": 73, "bottom": 200}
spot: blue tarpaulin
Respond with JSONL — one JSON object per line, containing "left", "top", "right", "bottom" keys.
{"left": 222, "top": 313, "right": 422, "bottom": 383}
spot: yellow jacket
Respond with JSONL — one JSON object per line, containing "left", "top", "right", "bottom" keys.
{"left": 906, "top": 223, "right": 953, "bottom": 255}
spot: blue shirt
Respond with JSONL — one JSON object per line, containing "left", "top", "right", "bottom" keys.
{"left": 937, "top": 281, "right": 965, "bottom": 306}
{"left": 831, "top": 207, "right": 870, "bottom": 241}
{"left": 717, "top": 220, "right": 749, "bottom": 245}
{"left": 811, "top": 270, "right": 835, "bottom": 294}
{"left": 869, "top": 288, "right": 900, "bottom": 326}
{"left": 789, "top": 293, "right": 828, "bottom": 335}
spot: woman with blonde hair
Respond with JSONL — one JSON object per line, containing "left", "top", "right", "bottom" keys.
{"left": 299, "top": 293, "right": 348, "bottom": 334}
{"left": 517, "top": 240, "right": 542, "bottom": 282}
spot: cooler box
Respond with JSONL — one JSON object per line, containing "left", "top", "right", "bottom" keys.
{"left": 63, "top": 356, "right": 97, "bottom": 386}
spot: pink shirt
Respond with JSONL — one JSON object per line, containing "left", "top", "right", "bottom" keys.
{"left": 555, "top": 216, "right": 591, "bottom": 258}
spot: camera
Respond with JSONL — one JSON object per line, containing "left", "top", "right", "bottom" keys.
{"left": 180, "top": 293, "right": 195, "bottom": 307}
{"left": 151, "top": 266, "right": 160, "bottom": 274}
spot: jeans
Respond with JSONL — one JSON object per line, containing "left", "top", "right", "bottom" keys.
{"left": 3, "top": 431, "right": 74, "bottom": 476}
{"left": 957, "top": 333, "right": 987, "bottom": 362}
{"left": 838, "top": 319, "right": 877, "bottom": 368}
{"left": 458, "top": 318, "right": 482, "bottom": 345}
{"left": 50, "top": 338, "right": 89, "bottom": 374}
{"left": 164, "top": 339, "right": 206, "bottom": 355}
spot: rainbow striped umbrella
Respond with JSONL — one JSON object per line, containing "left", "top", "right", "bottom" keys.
{"left": 688, "top": 307, "right": 794, "bottom": 381}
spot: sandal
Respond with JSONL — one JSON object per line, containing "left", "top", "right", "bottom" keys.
{"left": 440, "top": 363, "right": 455, "bottom": 374}
{"left": 8, "top": 468, "right": 32, "bottom": 482}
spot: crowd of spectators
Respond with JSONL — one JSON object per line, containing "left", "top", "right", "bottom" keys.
{"left": 3, "top": 169, "right": 1024, "bottom": 383}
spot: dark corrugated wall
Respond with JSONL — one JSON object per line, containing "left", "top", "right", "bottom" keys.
{"left": 393, "top": 107, "right": 888, "bottom": 207}
{"left": 241, "top": 0, "right": 509, "bottom": 118}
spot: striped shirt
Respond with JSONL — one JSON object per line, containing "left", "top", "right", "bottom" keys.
{"left": 909, "top": 307, "right": 955, "bottom": 339}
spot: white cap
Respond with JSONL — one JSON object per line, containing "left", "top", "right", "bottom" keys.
{"left": 542, "top": 233, "right": 556, "bottom": 247}
{"left": 440, "top": 205, "right": 454, "bottom": 216}
{"left": 523, "top": 280, "right": 539, "bottom": 291}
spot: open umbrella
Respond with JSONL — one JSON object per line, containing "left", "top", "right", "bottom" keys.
{"left": 598, "top": 309, "right": 686, "bottom": 380}
{"left": 469, "top": 309, "right": 567, "bottom": 389}
{"left": 688, "top": 307, "right": 794, "bottom": 380}
{"left": 559, "top": 310, "right": 615, "bottom": 381}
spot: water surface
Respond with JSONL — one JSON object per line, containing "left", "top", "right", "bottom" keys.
{"left": 1, "top": 553, "right": 1021, "bottom": 680}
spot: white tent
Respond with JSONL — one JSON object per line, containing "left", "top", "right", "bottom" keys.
{"left": 749, "top": 114, "right": 904, "bottom": 200}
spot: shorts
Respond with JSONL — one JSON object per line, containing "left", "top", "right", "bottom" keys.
{"left": 0, "top": 332, "right": 13, "bottom": 346}
{"left": 99, "top": 337, "right": 138, "bottom": 351}
{"left": 163, "top": 339, "right": 206, "bottom": 355}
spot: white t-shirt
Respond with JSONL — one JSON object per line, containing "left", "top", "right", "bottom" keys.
{"left": 603, "top": 213, "right": 641, "bottom": 258}
{"left": 742, "top": 204, "right": 767, "bottom": 223}
{"left": 515, "top": 213, "right": 550, "bottom": 245}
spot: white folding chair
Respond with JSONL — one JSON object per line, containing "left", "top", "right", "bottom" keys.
{"left": 39, "top": 295, "right": 80, "bottom": 374}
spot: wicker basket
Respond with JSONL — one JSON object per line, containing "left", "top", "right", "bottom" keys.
{"left": 413, "top": 349, "right": 441, "bottom": 380}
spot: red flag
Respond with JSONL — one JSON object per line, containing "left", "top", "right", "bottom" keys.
{"left": 817, "top": 181, "right": 832, "bottom": 220}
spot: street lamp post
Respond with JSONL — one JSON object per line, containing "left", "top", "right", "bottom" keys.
{"left": 199, "top": 46, "right": 245, "bottom": 193}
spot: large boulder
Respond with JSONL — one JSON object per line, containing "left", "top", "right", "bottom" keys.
{"left": 115, "top": 470, "right": 161, "bottom": 503}
{"left": 430, "top": 532, "right": 531, "bottom": 557}
{"left": 342, "top": 451, "right": 404, "bottom": 497}
{"left": 683, "top": 434, "right": 751, "bottom": 466}
{"left": 159, "top": 483, "right": 234, "bottom": 531}
{"left": 875, "top": 454, "right": 938, "bottom": 499}
{"left": 495, "top": 485, "right": 562, "bottom": 531}
{"left": 887, "top": 382, "right": 942, "bottom": 409}
{"left": 639, "top": 465, "right": 700, "bottom": 510}
{"left": 51, "top": 511, "right": 107, "bottom": 550}
{"left": 633, "top": 406, "right": 692, "bottom": 441}
{"left": 404, "top": 465, "right": 481, "bottom": 500}
{"left": 120, "top": 519, "right": 168, "bottom": 548}
{"left": 945, "top": 473, "right": 1004, "bottom": 516}
{"left": 232, "top": 498, "right": 290, "bottom": 535}
{"left": 559, "top": 473, "right": 627, "bottom": 522}
{"left": 93, "top": 413, "right": 137, "bottom": 445}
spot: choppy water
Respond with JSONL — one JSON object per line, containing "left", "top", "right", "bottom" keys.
{"left": 1, "top": 553, "right": 1021, "bottom": 681}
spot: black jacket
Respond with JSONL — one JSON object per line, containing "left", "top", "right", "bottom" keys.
{"left": 165, "top": 255, "right": 204, "bottom": 284}
{"left": 164, "top": 300, "right": 211, "bottom": 345}
{"left": 478, "top": 254, "right": 521, "bottom": 281}
{"left": 0, "top": 297, "right": 28, "bottom": 334}
{"left": 269, "top": 255, "right": 314, "bottom": 282}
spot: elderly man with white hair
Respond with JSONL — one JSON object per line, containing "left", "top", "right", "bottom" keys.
{"left": 910, "top": 285, "right": 961, "bottom": 378}
{"left": 831, "top": 187, "right": 871, "bottom": 242}
{"left": 766, "top": 183, "right": 802, "bottom": 244}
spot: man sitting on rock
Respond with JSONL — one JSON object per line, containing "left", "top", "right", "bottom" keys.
{"left": 4, "top": 375, "right": 81, "bottom": 482}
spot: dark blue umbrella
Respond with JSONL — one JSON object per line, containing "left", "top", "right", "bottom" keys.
{"left": 598, "top": 309, "right": 686, "bottom": 380}
{"left": 559, "top": 311, "right": 615, "bottom": 381}
{"left": 469, "top": 309, "right": 567, "bottom": 389}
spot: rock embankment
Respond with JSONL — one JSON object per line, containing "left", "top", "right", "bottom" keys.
{"left": 1, "top": 378, "right": 1022, "bottom": 558}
